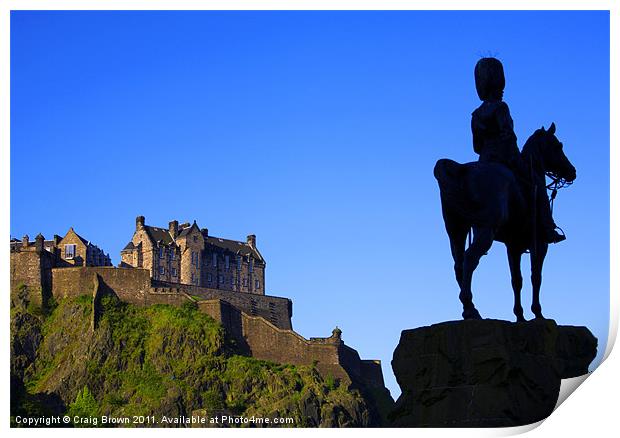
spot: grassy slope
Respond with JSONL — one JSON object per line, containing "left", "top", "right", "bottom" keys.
{"left": 11, "top": 294, "right": 374, "bottom": 427}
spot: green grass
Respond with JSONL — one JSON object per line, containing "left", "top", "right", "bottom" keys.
{"left": 14, "top": 294, "right": 374, "bottom": 427}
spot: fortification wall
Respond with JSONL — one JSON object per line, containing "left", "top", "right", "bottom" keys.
{"left": 11, "top": 250, "right": 56, "bottom": 306}
{"left": 240, "top": 312, "right": 350, "bottom": 382}
{"left": 359, "top": 360, "right": 386, "bottom": 388}
{"left": 153, "top": 281, "right": 292, "bottom": 330}
{"left": 11, "top": 251, "right": 43, "bottom": 292}
{"left": 52, "top": 267, "right": 151, "bottom": 305}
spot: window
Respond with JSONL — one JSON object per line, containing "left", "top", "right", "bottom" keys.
{"left": 237, "top": 255, "right": 242, "bottom": 271}
{"left": 191, "top": 251, "right": 199, "bottom": 267}
{"left": 249, "top": 259, "right": 253, "bottom": 273}
{"left": 193, "top": 235, "right": 198, "bottom": 242}
{"left": 255, "top": 280, "right": 260, "bottom": 289}
{"left": 64, "top": 244, "right": 76, "bottom": 259}
{"left": 159, "top": 247, "right": 164, "bottom": 258}
{"left": 171, "top": 268, "right": 177, "bottom": 277}
{"left": 219, "top": 275, "right": 224, "bottom": 284}
{"left": 207, "top": 273, "right": 212, "bottom": 283}
{"left": 212, "top": 253, "right": 217, "bottom": 267}
{"left": 225, "top": 255, "right": 230, "bottom": 271}
{"left": 170, "top": 250, "right": 175, "bottom": 260}
{"left": 159, "top": 266, "right": 165, "bottom": 275}
{"left": 243, "top": 278, "right": 248, "bottom": 287}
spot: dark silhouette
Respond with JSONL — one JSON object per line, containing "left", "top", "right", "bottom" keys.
{"left": 434, "top": 123, "right": 576, "bottom": 321}
{"left": 471, "top": 58, "right": 565, "bottom": 244}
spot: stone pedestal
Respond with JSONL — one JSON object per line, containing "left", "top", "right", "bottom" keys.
{"left": 389, "top": 319, "right": 597, "bottom": 427}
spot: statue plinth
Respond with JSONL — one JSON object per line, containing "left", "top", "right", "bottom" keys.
{"left": 389, "top": 319, "right": 597, "bottom": 427}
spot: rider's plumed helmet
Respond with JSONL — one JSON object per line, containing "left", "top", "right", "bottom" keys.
{"left": 474, "top": 57, "right": 505, "bottom": 101}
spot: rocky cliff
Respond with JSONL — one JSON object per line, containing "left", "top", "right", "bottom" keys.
{"left": 11, "top": 289, "right": 393, "bottom": 427}
{"left": 389, "top": 319, "right": 597, "bottom": 427}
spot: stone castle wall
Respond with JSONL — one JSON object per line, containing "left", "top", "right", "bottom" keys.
{"left": 10, "top": 249, "right": 56, "bottom": 306}
{"left": 52, "top": 267, "right": 151, "bottom": 305}
{"left": 152, "top": 281, "right": 292, "bottom": 330}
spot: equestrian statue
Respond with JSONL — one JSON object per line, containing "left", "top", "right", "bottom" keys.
{"left": 434, "top": 57, "right": 576, "bottom": 322}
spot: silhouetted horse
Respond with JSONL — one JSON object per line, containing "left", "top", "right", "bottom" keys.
{"left": 434, "top": 124, "right": 576, "bottom": 321}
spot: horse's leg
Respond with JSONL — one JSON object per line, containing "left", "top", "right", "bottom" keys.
{"left": 530, "top": 242, "right": 549, "bottom": 319}
{"left": 448, "top": 224, "right": 468, "bottom": 290}
{"left": 460, "top": 226, "right": 494, "bottom": 320}
{"left": 506, "top": 244, "right": 525, "bottom": 322}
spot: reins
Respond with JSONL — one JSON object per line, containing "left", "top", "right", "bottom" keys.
{"left": 545, "top": 171, "right": 574, "bottom": 214}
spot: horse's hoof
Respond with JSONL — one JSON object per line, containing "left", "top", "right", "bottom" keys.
{"left": 462, "top": 308, "right": 482, "bottom": 320}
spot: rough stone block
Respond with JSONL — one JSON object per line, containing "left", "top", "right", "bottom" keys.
{"left": 389, "top": 319, "right": 597, "bottom": 427}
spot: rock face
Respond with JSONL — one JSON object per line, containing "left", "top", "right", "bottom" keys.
{"left": 389, "top": 319, "right": 597, "bottom": 427}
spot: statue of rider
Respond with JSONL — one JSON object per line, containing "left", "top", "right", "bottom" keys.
{"left": 471, "top": 57, "right": 565, "bottom": 244}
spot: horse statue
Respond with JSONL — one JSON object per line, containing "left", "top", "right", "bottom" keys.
{"left": 434, "top": 123, "right": 576, "bottom": 321}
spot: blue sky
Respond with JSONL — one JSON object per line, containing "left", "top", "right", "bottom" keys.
{"left": 10, "top": 11, "right": 609, "bottom": 398}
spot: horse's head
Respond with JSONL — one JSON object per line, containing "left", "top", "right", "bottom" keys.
{"left": 531, "top": 123, "right": 577, "bottom": 183}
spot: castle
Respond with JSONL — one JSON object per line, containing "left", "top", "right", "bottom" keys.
{"left": 120, "top": 216, "right": 265, "bottom": 294}
{"left": 10, "top": 216, "right": 387, "bottom": 391}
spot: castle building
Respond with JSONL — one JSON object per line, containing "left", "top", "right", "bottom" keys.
{"left": 120, "top": 216, "right": 266, "bottom": 294}
{"left": 10, "top": 227, "right": 112, "bottom": 267}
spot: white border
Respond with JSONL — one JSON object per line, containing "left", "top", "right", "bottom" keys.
{"left": 1, "top": 1, "right": 616, "bottom": 437}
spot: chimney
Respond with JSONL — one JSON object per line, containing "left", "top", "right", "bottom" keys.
{"left": 53, "top": 234, "right": 61, "bottom": 246}
{"left": 136, "top": 215, "right": 145, "bottom": 231}
{"left": 22, "top": 234, "right": 29, "bottom": 247}
{"left": 201, "top": 228, "right": 208, "bottom": 236}
{"left": 35, "top": 233, "right": 44, "bottom": 253}
{"left": 169, "top": 220, "right": 179, "bottom": 239}
{"left": 247, "top": 234, "right": 256, "bottom": 249}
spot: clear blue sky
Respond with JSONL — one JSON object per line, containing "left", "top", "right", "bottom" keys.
{"left": 10, "top": 11, "right": 609, "bottom": 398}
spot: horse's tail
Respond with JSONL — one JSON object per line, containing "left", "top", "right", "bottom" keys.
{"left": 434, "top": 159, "right": 471, "bottom": 219}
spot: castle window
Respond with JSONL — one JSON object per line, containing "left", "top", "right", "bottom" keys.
{"left": 249, "top": 259, "right": 253, "bottom": 273}
{"left": 207, "top": 273, "right": 212, "bottom": 283}
{"left": 171, "top": 268, "right": 177, "bottom": 277}
{"left": 159, "top": 266, "right": 165, "bottom": 275}
{"left": 159, "top": 247, "right": 164, "bottom": 258}
{"left": 191, "top": 273, "right": 195, "bottom": 283}
{"left": 225, "top": 255, "right": 230, "bottom": 271}
{"left": 64, "top": 244, "right": 76, "bottom": 259}
{"left": 219, "top": 275, "right": 224, "bottom": 284}
{"left": 212, "top": 253, "right": 217, "bottom": 267}
{"left": 243, "top": 278, "right": 248, "bottom": 287}
{"left": 170, "top": 251, "right": 175, "bottom": 260}
{"left": 255, "top": 280, "right": 260, "bottom": 289}
{"left": 237, "top": 255, "right": 242, "bottom": 270}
